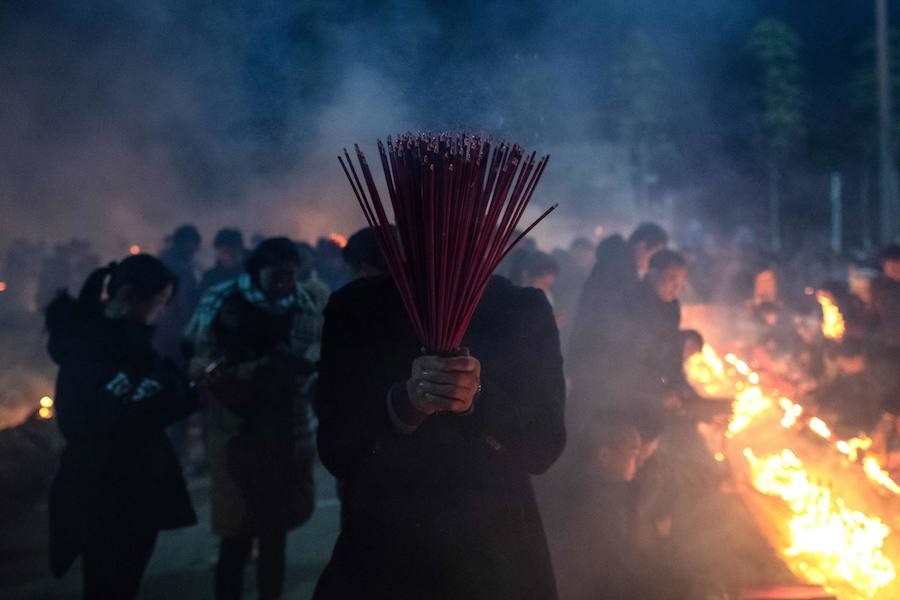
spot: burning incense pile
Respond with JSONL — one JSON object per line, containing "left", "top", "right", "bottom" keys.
{"left": 339, "top": 133, "right": 556, "bottom": 353}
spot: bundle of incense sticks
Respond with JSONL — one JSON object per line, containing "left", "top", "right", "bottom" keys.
{"left": 339, "top": 133, "right": 556, "bottom": 353}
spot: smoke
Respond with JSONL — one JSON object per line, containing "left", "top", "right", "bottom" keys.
{"left": 0, "top": 1, "right": 763, "bottom": 261}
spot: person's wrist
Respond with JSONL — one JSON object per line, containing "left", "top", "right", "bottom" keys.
{"left": 388, "top": 382, "right": 428, "bottom": 433}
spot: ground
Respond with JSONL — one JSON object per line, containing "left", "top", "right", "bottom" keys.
{"left": 0, "top": 464, "right": 341, "bottom": 600}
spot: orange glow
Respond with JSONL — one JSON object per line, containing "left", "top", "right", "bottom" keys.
{"left": 129, "top": 245, "right": 141, "bottom": 255}
{"left": 0, "top": 281, "right": 6, "bottom": 292}
{"left": 328, "top": 233, "right": 348, "bottom": 249}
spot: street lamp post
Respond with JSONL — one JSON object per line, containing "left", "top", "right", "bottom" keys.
{"left": 877, "top": 0, "right": 898, "bottom": 245}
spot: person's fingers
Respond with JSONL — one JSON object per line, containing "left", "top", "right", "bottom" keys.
{"left": 418, "top": 381, "right": 471, "bottom": 400}
{"left": 420, "top": 393, "right": 458, "bottom": 412}
{"left": 417, "top": 355, "right": 480, "bottom": 373}
{"left": 417, "top": 370, "right": 479, "bottom": 387}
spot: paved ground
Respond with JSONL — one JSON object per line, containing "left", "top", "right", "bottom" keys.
{"left": 0, "top": 464, "right": 341, "bottom": 600}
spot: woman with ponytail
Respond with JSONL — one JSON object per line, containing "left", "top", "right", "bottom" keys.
{"left": 45, "top": 254, "right": 198, "bottom": 600}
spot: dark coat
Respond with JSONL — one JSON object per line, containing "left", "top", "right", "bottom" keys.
{"left": 46, "top": 295, "right": 197, "bottom": 577}
{"left": 313, "top": 275, "right": 566, "bottom": 600}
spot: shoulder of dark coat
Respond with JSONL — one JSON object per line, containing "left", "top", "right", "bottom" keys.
{"left": 45, "top": 292, "right": 101, "bottom": 364}
{"left": 324, "top": 275, "right": 394, "bottom": 321}
{"left": 479, "top": 276, "right": 554, "bottom": 325}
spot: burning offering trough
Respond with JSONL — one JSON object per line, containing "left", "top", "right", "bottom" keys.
{"left": 687, "top": 345, "right": 900, "bottom": 599}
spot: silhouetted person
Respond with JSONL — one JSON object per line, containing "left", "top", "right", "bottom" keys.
{"left": 567, "top": 224, "right": 668, "bottom": 438}
{"left": 622, "top": 249, "right": 688, "bottom": 407}
{"left": 46, "top": 255, "right": 197, "bottom": 600}
{"left": 342, "top": 226, "right": 388, "bottom": 279}
{"left": 554, "top": 409, "right": 685, "bottom": 600}
{"left": 188, "top": 238, "right": 323, "bottom": 600}
{"left": 154, "top": 224, "right": 202, "bottom": 364}
{"left": 551, "top": 237, "right": 594, "bottom": 339}
{"left": 522, "top": 251, "right": 560, "bottom": 306}
{"left": 200, "top": 228, "right": 247, "bottom": 294}
{"left": 313, "top": 273, "right": 565, "bottom": 599}
{"left": 872, "top": 245, "right": 900, "bottom": 350}
{"left": 315, "top": 237, "right": 352, "bottom": 291}
{"left": 36, "top": 239, "right": 100, "bottom": 311}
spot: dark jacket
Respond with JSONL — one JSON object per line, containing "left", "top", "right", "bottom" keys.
{"left": 872, "top": 276, "right": 900, "bottom": 348}
{"left": 202, "top": 290, "right": 320, "bottom": 536}
{"left": 313, "top": 275, "right": 566, "bottom": 600}
{"left": 46, "top": 295, "right": 197, "bottom": 577}
{"left": 624, "top": 281, "right": 684, "bottom": 399}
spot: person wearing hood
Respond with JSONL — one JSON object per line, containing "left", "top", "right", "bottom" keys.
{"left": 45, "top": 254, "right": 197, "bottom": 600}
{"left": 186, "top": 237, "right": 324, "bottom": 600}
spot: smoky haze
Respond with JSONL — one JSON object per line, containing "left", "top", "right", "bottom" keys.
{"left": 0, "top": 1, "right": 868, "bottom": 257}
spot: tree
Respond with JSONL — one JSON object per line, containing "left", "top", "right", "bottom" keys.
{"left": 747, "top": 18, "right": 805, "bottom": 254}
{"left": 850, "top": 30, "right": 900, "bottom": 248}
{"left": 611, "top": 30, "right": 678, "bottom": 219}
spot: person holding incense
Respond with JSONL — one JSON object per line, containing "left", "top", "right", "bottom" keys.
{"left": 313, "top": 272, "right": 566, "bottom": 599}
{"left": 316, "top": 134, "right": 564, "bottom": 599}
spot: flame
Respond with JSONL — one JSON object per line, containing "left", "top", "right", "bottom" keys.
{"left": 745, "top": 448, "right": 896, "bottom": 597}
{"left": 862, "top": 458, "right": 900, "bottom": 496}
{"left": 817, "top": 291, "right": 846, "bottom": 341}
{"left": 328, "top": 233, "right": 348, "bottom": 249}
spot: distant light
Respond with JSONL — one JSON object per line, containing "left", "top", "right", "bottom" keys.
{"left": 129, "top": 245, "right": 141, "bottom": 255}
{"left": 714, "top": 452, "right": 725, "bottom": 462}
{"left": 40, "top": 396, "right": 54, "bottom": 408}
{"left": 328, "top": 233, "right": 348, "bottom": 249}
{"left": 38, "top": 407, "right": 53, "bottom": 420}
{"left": 0, "top": 281, "right": 6, "bottom": 292}
{"left": 593, "top": 225, "right": 605, "bottom": 239}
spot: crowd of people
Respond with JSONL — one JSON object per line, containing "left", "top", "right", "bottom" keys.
{"left": 5, "top": 217, "right": 899, "bottom": 599}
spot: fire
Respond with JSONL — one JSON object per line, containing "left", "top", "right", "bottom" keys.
{"left": 129, "top": 245, "right": 141, "bottom": 255}
{"left": 862, "top": 458, "right": 900, "bottom": 496}
{"left": 328, "top": 233, "right": 348, "bottom": 249}
{"left": 38, "top": 395, "right": 54, "bottom": 420}
{"left": 744, "top": 448, "right": 895, "bottom": 597}
{"left": 817, "top": 291, "right": 846, "bottom": 341}
{"left": 688, "top": 343, "right": 900, "bottom": 597}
